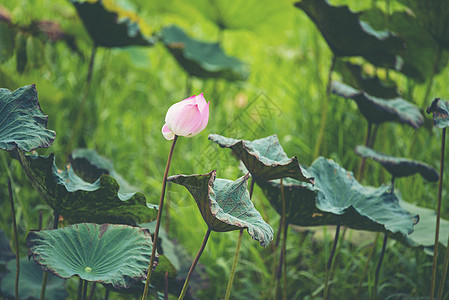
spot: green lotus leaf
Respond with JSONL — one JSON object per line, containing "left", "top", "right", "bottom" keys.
{"left": 399, "top": 200, "right": 449, "bottom": 255}
{"left": 399, "top": 0, "right": 449, "bottom": 50}
{"left": 208, "top": 134, "right": 313, "bottom": 183}
{"left": 70, "top": 0, "right": 154, "bottom": 48}
{"left": 361, "top": 9, "right": 448, "bottom": 83}
{"left": 294, "top": 0, "right": 404, "bottom": 68}
{"left": 355, "top": 145, "right": 438, "bottom": 181}
{"left": 160, "top": 25, "right": 248, "bottom": 81}
{"left": 426, "top": 98, "right": 449, "bottom": 129}
{"left": 27, "top": 223, "right": 152, "bottom": 288}
{"left": 0, "top": 85, "right": 55, "bottom": 152}
{"left": 13, "top": 151, "right": 157, "bottom": 225}
{"left": 1, "top": 258, "right": 67, "bottom": 299}
{"left": 168, "top": 171, "right": 273, "bottom": 247}
{"left": 332, "top": 81, "right": 423, "bottom": 129}
{"left": 69, "top": 148, "right": 139, "bottom": 193}
{"left": 258, "top": 157, "right": 418, "bottom": 236}
{"left": 335, "top": 60, "right": 399, "bottom": 98}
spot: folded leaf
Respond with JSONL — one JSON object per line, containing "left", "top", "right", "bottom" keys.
{"left": 332, "top": 81, "right": 423, "bottom": 129}
{"left": 0, "top": 84, "right": 55, "bottom": 152}
{"left": 426, "top": 97, "right": 449, "bottom": 128}
{"left": 160, "top": 25, "right": 248, "bottom": 81}
{"left": 355, "top": 145, "right": 438, "bottom": 181}
{"left": 13, "top": 151, "right": 157, "bottom": 225}
{"left": 209, "top": 134, "right": 313, "bottom": 183}
{"left": 168, "top": 171, "right": 273, "bottom": 247}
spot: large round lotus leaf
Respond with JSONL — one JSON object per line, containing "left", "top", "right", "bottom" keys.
{"left": 27, "top": 223, "right": 152, "bottom": 288}
{"left": 208, "top": 134, "right": 313, "bottom": 183}
{"left": 332, "top": 81, "right": 423, "bottom": 129}
{"left": 361, "top": 9, "right": 448, "bottom": 83}
{"left": 0, "top": 84, "right": 55, "bottom": 152}
{"left": 399, "top": 0, "right": 449, "bottom": 50}
{"left": 426, "top": 98, "right": 449, "bottom": 129}
{"left": 257, "top": 157, "right": 418, "bottom": 236}
{"left": 335, "top": 60, "right": 399, "bottom": 99}
{"left": 13, "top": 151, "right": 157, "bottom": 225}
{"left": 294, "top": 0, "right": 404, "bottom": 68}
{"left": 69, "top": 148, "right": 140, "bottom": 193}
{"left": 1, "top": 258, "right": 67, "bottom": 299}
{"left": 399, "top": 200, "right": 449, "bottom": 255}
{"left": 168, "top": 171, "right": 273, "bottom": 247}
{"left": 355, "top": 145, "right": 438, "bottom": 181}
{"left": 160, "top": 25, "right": 248, "bottom": 81}
{"left": 70, "top": 0, "right": 154, "bottom": 47}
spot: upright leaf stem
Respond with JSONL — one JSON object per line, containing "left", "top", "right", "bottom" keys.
{"left": 274, "top": 178, "right": 288, "bottom": 300}
{"left": 142, "top": 135, "right": 178, "bottom": 300}
{"left": 8, "top": 178, "right": 19, "bottom": 300}
{"left": 431, "top": 127, "right": 446, "bottom": 299}
{"left": 323, "top": 223, "right": 340, "bottom": 300}
{"left": 224, "top": 178, "right": 255, "bottom": 300}
{"left": 41, "top": 211, "right": 59, "bottom": 300}
{"left": 178, "top": 228, "right": 212, "bottom": 300}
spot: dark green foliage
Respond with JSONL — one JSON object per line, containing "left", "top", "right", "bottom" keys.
{"left": 160, "top": 25, "right": 249, "bottom": 80}
{"left": 295, "top": 0, "right": 404, "bottom": 67}
{"left": 70, "top": 0, "right": 154, "bottom": 47}
{"left": 13, "top": 151, "right": 157, "bottom": 225}
{"left": 258, "top": 157, "right": 418, "bottom": 237}
{"left": 209, "top": 134, "right": 313, "bottom": 182}
{"left": 332, "top": 81, "right": 424, "bottom": 128}
{"left": 427, "top": 97, "right": 449, "bottom": 128}
{"left": 355, "top": 145, "right": 439, "bottom": 181}
{"left": 168, "top": 171, "right": 273, "bottom": 247}
{"left": 0, "top": 85, "right": 55, "bottom": 152}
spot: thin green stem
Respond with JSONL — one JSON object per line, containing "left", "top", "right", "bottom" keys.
{"left": 274, "top": 178, "right": 287, "bottom": 299}
{"left": 431, "top": 127, "right": 446, "bottom": 299}
{"left": 164, "top": 271, "right": 169, "bottom": 300}
{"left": 323, "top": 223, "right": 340, "bottom": 300}
{"left": 41, "top": 211, "right": 59, "bottom": 300}
{"left": 185, "top": 75, "right": 192, "bottom": 97}
{"left": 104, "top": 289, "right": 109, "bottom": 300}
{"left": 372, "top": 234, "right": 388, "bottom": 300}
{"left": 282, "top": 221, "right": 289, "bottom": 300}
{"left": 178, "top": 228, "right": 212, "bottom": 300}
{"left": 224, "top": 177, "right": 255, "bottom": 300}
{"left": 142, "top": 135, "right": 178, "bottom": 300}
{"left": 77, "top": 277, "right": 83, "bottom": 300}
{"left": 313, "top": 55, "right": 337, "bottom": 158}
{"left": 8, "top": 178, "right": 19, "bottom": 300}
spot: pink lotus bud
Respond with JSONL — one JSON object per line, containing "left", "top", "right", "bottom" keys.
{"left": 162, "top": 93, "right": 210, "bottom": 140}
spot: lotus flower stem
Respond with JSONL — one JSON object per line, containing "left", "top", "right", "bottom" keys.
{"left": 357, "top": 122, "right": 372, "bottom": 181}
{"left": 313, "top": 55, "right": 337, "bottom": 158}
{"left": 142, "top": 135, "right": 178, "bottom": 300}
{"left": 372, "top": 234, "right": 388, "bottom": 300}
{"left": 8, "top": 178, "right": 19, "bottom": 300}
{"left": 178, "top": 228, "right": 212, "bottom": 300}
{"left": 224, "top": 177, "right": 255, "bottom": 300}
{"left": 432, "top": 127, "right": 446, "bottom": 299}
{"left": 323, "top": 223, "right": 341, "bottom": 300}
{"left": 65, "top": 45, "right": 97, "bottom": 157}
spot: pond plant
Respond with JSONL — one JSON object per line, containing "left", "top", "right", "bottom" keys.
{"left": 2, "top": 0, "right": 449, "bottom": 299}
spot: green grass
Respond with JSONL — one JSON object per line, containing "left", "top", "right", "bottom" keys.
{"left": 1, "top": 0, "right": 449, "bottom": 299}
